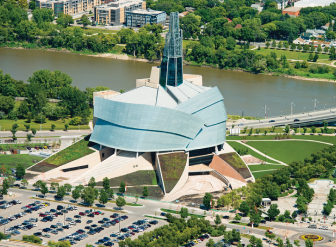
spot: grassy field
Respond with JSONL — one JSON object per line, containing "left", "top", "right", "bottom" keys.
{"left": 67, "top": 26, "right": 118, "bottom": 34}
{"left": 252, "top": 171, "right": 275, "bottom": 179}
{"left": 0, "top": 119, "right": 89, "bottom": 131}
{"left": 35, "top": 138, "right": 94, "bottom": 167}
{"left": 0, "top": 154, "right": 44, "bottom": 174}
{"left": 255, "top": 48, "right": 330, "bottom": 61}
{"left": 96, "top": 170, "right": 157, "bottom": 187}
{"left": 246, "top": 140, "right": 330, "bottom": 164}
{"left": 125, "top": 186, "right": 164, "bottom": 198}
{"left": 248, "top": 164, "right": 285, "bottom": 172}
{"left": 227, "top": 141, "right": 277, "bottom": 164}
{"left": 227, "top": 135, "right": 336, "bottom": 144}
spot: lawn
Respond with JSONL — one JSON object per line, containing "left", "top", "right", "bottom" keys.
{"left": 96, "top": 170, "right": 157, "bottom": 187}
{"left": 182, "top": 40, "right": 199, "bottom": 49}
{"left": 0, "top": 154, "right": 44, "bottom": 175}
{"left": 227, "top": 141, "right": 277, "bottom": 164}
{"left": 0, "top": 119, "right": 89, "bottom": 131}
{"left": 67, "top": 26, "right": 118, "bottom": 34}
{"left": 252, "top": 171, "right": 276, "bottom": 179}
{"left": 246, "top": 140, "right": 330, "bottom": 164}
{"left": 248, "top": 164, "right": 285, "bottom": 172}
{"left": 159, "top": 152, "right": 188, "bottom": 193}
{"left": 255, "top": 48, "right": 330, "bottom": 61}
{"left": 227, "top": 135, "right": 336, "bottom": 144}
{"left": 124, "top": 186, "right": 164, "bottom": 199}
{"left": 29, "top": 137, "right": 94, "bottom": 172}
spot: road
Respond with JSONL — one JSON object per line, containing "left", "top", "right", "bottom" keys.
{"left": 229, "top": 108, "right": 336, "bottom": 129}
{"left": 3, "top": 187, "right": 334, "bottom": 246}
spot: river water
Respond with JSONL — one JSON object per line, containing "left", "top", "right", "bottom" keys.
{"left": 1, "top": 48, "right": 336, "bottom": 117}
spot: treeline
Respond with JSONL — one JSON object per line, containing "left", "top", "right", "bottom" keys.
{"left": 0, "top": 3, "right": 163, "bottom": 60}
{"left": 0, "top": 69, "right": 110, "bottom": 124}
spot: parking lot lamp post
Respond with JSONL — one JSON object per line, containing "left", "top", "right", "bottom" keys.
{"left": 334, "top": 214, "right": 335, "bottom": 224}
{"left": 119, "top": 216, "right": 120, "bottom": 233}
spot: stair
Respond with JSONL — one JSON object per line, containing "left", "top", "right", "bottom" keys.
{"left": 74, "top": 151, "right": 136, "bottom": 183}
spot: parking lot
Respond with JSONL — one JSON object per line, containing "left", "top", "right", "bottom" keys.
{"left": 0, "top": 195, "right": 167, "bottom": 246}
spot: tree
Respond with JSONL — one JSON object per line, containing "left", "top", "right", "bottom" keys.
{"left": 266, "top": 41, "right": 270, "bottom": 49}
{"left": 203, "top": 193, "right": 212, "bottom": 209}
{"left": 51, "top": 124, "right": 56, "bottom": 131}
{"left": 119, "top": 181, "right": 126, "bottom": 193}
{"left": 81, "top": 187, "right": 95, "bottom": 205}
{"left": 102, "top": 177, "right": 110, "bottom": 190}
{"left": 249, "top": 213, "right": 261, "bottom": 225}
{"left": 106, "top": 188, "right": 114, "bottom": 199}
{"left": 305, "top": 239, "right": 313, "bottom": 247}
{"left": 238, "top": 201, "right": 250, "bottom": 216}
{"left": 1, "top": 178, "right": 9, "bottom": 195}
{"left": 143, "top": 186, "right": 149, "bottom": 197}
{"left": 234, "top": 214, "right": 242, "bottom": 220}
{"left": 206, "top": 239, "right": 215, "bottom": 247}
{"left": 310, "top": 126, "right": 316, "bottom": 134}
{"left": 284, "top": 210, "right": 290, "bottom": 218}
{"left": 215, "top": 214, "right": 221, "bottom": 225}
{"left": 292, "top": 211, "right": 297, "bottom": 219}
{"left": 26, "top": 134, "right": 32, "bottom": 142}
{"left": 64, "top": 183, "right": 72, "bottom": 193}
{"left": 56, "top": 185, "right": 66, "bottom": 199}
{"left": 116, "top": 196, "right": 126, "bottom": 208}
{"left": 24, "top": 124, "right": 30, "bottom": 132}
{"left": 294, "top": 240, "right": 301, "bottom": 247}
{"left": 317, "top": 44, "right": 322, "bottom": 53}
{"left": 99, "top": 189, "right": 108, "bottom": 205}
{"left": 180, "top": 207, "right": 189, "bottom": 218}
{"left": 21, "top": 179, "right": 28, "bottom": 188}
{"left": 16, "top": 164, "right": 25, "bottom": 178}
{"left": 40, "top": 183, "right": 48, "bottom": 197}
{"left": 56, "top": 13, "right": 74, "bottom": 28}
{"left": 313, "top": 53, "right": 319, "bottom": 62}
{"left": 285, "top": 125, "right": 290, "bottom": 134}
{"left": 88, "top": 177, "right": 96, "bottom": 188}
{"left": 72, "top": 188, "right": 80, "bottom": 202}
{"left": 7, "top": 176, "right": 15, "bottom": 186}
{"left": 271, "top": 40, "right": 276, "bottom": 48}
{"left": 80, "top": 14, "right": 90, "bottom": 28}
{"left": 303, "top": 127, "right": 307, "bottom": 134}
{"left": 303, "top": 44, "right": 309, "bottom": 52}
{"left": 31, "top": 128, "right": 36, "bottom": 135}
{"left": 308, "top": 52, "right": 314, "bottom": 61}
{"left": 264, "top": 130, "right": 268, "bottom": 135}
{"left": 268, "top": 204, "right": 280, "bottom": 221}
{"left": 50, "top": 182, "right": 59, "bottom": 191}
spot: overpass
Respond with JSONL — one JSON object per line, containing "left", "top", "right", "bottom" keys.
{"left": 230, "top": 108, "right": 336, "bottom": 129}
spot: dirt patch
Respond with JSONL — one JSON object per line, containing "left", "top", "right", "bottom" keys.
{"left": 23, "top": 172, "right": 38, "bottom": 180}
{"left": 29, "top": 162, "right": 58, "bottom": 173}
{"left": 159, "top": 152, "right": 188, "bottom": 193}
{"left": 177, "top": 189, "right": 229, "bottom": 205}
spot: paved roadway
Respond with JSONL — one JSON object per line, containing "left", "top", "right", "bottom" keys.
{"left": 3, "top": 188, "right": 334, "bottom": 246}
{"left": 229, "top": 108, "right": 336, "bottom": 129}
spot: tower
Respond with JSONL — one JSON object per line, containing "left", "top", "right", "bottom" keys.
{"left": 159, "top": 12, "right": 183, "bottom": 89}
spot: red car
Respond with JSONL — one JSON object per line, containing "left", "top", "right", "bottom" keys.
{"left": 128, "top": 226, "right": 134, "bottom": 229}
{"left": 52, "top": 214, "right": 58, "bottom": 217}
{"left": 115, "top": 219, "right": 120, "bottom": 223}
{"left": 39, "top": 213, "right": 47, "bottom": 217}
{"left": 93, "top": 212, "right": 100, "bottom": 215}
{"left": 79, "top": 212, "right": 86, "bottom": 216}
{"left": 26, "top": 205, "right": 32, "bottom": 208}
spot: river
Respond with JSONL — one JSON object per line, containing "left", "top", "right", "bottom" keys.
{"left": 1, "top": 48, "right": 336, "bottom": 117}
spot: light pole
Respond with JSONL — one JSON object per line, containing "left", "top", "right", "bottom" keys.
{"left": 312, "top": 99, "right": 319, "bottom": 111}
{"left": 303, "top": 107, "right": 305, "bottom": 114}
{"left": 324, "top": 104, "right": 327, "bottom": 111}
{"left": 290, "top": 102, "right": 295, "bottom": 115}
{"left": 263, "top": 105, "right": 269, "bottom": 119}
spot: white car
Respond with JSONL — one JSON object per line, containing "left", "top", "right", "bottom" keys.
{"left": 16, "top": 200, "right": 22, "bottom": 204}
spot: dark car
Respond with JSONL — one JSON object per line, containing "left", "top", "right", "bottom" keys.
{"left": 85, "top": 226, "right": 92, "bottom": 230}
{"left": 50, "top": 225, "right": 58, "bottom": 229}
{"left": 269, "top": 120, "right": 275, "bottom": 123}
{"left": 87, "top": 213, "right": 94, "bottom": 217}
{"left": 75, "top": 220, "right": 81, "bottom": 224}
{"left": 260, "top": 220, "right": 267, "bottom": 224}
{"left": 86, "top": 220, "right": 93, "bottom": 224}
{"left": 160, "top": 212, "right": 166, "bottom": 216}
{"left": 56, "top": 212, "right": 63, "bottom": 216}
{"left": 74, "top": 215, "right": 81, "bottom": 219}
{"left": 223, "top": 215, "right": 230, "bottom": 219}
{"left": 98, "top": 220, "right": 105, "bottom": 224}
{"left": 57, "top": 205, "right": 64, "bottom": 211}
{"left": 104, "top": 242, "right": 114, "bottom": 246}
{"left": 294, "top": 119, "right": 300, "bottom": 122}
{"left": 13, "top": 184, "right": 20, "bottom": 188}
{"left": 62, "top": 225, "right": 70, "bottom": 229}
{"left": 247, "top": 222, "right": 259, "bottom": 227}
{"left": 50, "top": 209, "right": 57, "bottom": 213}
{"left": 56, "top": 228, "right": 64, "bottom": 232}
{"left": 34, "top": 232, "right": 42, "bottom": 237}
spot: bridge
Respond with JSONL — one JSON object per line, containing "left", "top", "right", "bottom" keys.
{"left": 230, "top": 108, "right": 336, "bottom": 129}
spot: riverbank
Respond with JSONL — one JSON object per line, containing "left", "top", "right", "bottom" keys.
{"left": 2, "top": 43, "right": 336, "bottom": 83}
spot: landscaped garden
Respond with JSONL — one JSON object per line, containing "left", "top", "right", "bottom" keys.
{"left": 158, "top": 152, "right": 188, "bottom": 193}
{"left": 248, "top": 164, "right": 286, "bottom": 172}
{"left": 218, "top": 152, "right": 252, "bottom": 179}
{"left": 246, "top": 140, "right": 330, "bottom": 164}
{"left": 29, "top": 137, "right": 94, "bottom": 172}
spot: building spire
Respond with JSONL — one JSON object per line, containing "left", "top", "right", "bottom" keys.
{"left": 159, "top": 12, "right": 183, "bottom": 89}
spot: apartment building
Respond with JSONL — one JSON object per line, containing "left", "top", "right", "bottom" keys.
{"left": 36, "top": 0, "right": 101, "bottom": 16}
{"left": 125, "top": 8, "right": 166, "bottom": 27}
{"left": 94, "top": 0, "right": 145, "bottom": 25}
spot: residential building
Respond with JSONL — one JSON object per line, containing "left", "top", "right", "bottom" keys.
{"left": 94, "top": 0, "right": 145, "bottom": 25}
{"left": 36, "top": 0, "right": 101, "bottom": 16}
{"left": 282, "top": 6, "right": 301, "bottom": 17}
{"left": 251, "top": 2, "right": 263, "bottom": 12}
{"left": 125, "top": 9, "right": 166, "bottom": 27}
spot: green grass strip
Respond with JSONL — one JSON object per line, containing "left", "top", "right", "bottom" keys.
{"left": 248, "top": 164, "right": 285, "bottom": 172}
{"left": 144, "top": 215, "right": 167, "bottom": 221}
{"left": 229, "top": 221, "right": 273, "bottom": 230}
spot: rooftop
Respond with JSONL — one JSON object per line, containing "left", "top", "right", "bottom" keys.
{"left": 95, "top": 0, "right": 143, "bottom": 10}
{"left": 282, "top": 6, "right": 302, "bottom": 11}
{"left": 127, "top": 8, "right": 165, "bottom": 15}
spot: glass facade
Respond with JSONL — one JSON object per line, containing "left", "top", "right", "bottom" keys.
{"left": 159, "top": 12, "right": 183, "bottom": 88}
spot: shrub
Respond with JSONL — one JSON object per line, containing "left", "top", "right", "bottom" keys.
{"left": 278, "top": 215, "right": 285, "bottom": 222}
{"left": 69, "top": 116, "right": 82, "bottom": 125}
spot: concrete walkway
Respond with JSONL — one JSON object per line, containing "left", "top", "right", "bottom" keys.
{"left": 237, "top": 141, "right": 287, "bottom": 166}
{"left": 241, "top": 138, "right": 334, "bottom": 146}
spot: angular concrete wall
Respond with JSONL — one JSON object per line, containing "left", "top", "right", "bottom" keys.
{"left": 209, "top": 155, "right": 246, "bottom": 183}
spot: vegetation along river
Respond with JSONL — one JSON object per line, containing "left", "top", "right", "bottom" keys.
{"left": 1, "top": 48, "right": 336, "bottom": 118}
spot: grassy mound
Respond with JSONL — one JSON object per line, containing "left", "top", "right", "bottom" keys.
{"left": 96, "top": 170, "right": 157, "bottom": 187}
{"left": 246, "top": 140, "right": 330, "bottom": 164}
{"left": 29, "top": 136, "right": 94, "bottom": 173}
{"left": 125, "top": 186, "right": 164, "bottom": 198}
{"left": 159, "top": 152, "right": 187, "bottom": 193}
{"left": 219, "top": 152, "right": 251, "bottom": 179}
